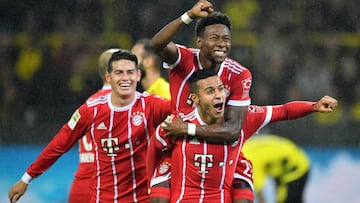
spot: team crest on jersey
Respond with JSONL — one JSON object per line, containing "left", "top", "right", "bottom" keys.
{"left": 242, "top": 78, "right": 252, "bottom": 90}
{"left": 68, "top": 109, "right": 81, "bottom": 130}
{"left": 241, "top": 78, "right": 251, "bottom": 99}
{"left": 131, "top": 111, "right": 143, "bottom": 126}
{"left": 248, "top": 105, "right": 264, "bottom": 113}
{"left": 158, "top": 161, "right": 171, "bottom": 174}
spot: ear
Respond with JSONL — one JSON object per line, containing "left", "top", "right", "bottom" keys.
{"left": 190, "top": 93, "right": 199, "bottom": 104}
{"left": 196, "top": 36, "right": 202, "bottom": 47}
{"left": 105, "top": 71, "right": 111, "bottom": 82}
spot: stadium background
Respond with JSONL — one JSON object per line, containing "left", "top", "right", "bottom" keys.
{"left": 0, "top": 0, "right": 359, "bottom": 202}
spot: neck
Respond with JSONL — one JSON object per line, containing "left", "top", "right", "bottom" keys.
{"left": 141, "top": 69, "right": 160, "bottom": 90}
{"left": 110, "top": 92, "right": 135, "bottom": 107}
{"left": 197, "top": 108, "right": 221, "bottom": 125}
{"left": 199, "top": 56, "right": 221, "bottom": 73}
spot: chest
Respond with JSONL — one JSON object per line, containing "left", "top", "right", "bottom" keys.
{"left": 90, "top": 106, "right": 150, "bottom": 155}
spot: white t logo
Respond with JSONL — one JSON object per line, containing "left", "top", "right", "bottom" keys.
{"left": 194, "top": 154, "right": 213, "bottom": 173}
{"left": 101, "top": 138, "right": 120, "bottom": 157}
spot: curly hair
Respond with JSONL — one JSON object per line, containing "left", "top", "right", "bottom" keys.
{"left": 195, "top": 11, "right": 232, "bottom": 37}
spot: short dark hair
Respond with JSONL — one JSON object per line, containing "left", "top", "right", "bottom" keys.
{"left": 135, "top": 38, "right": 162, "bottom": 67}
{"left": 188, "top": 69, "right": 217, "bottom": 93}
{"left": 195, "top": 11, "right": 232, "bottom": 37}
{"left": 108, "top": 49, "right": 138, "bottom": 72}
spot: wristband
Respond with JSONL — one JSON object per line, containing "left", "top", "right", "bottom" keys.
{"left": 187, "top": 123, "right": 196, "bottom": 136}
{"left": 181, "top": 12, "right": 193, "bottom": 25}
{"left": 21, "top": 172, "right": 33, "bottom": 184}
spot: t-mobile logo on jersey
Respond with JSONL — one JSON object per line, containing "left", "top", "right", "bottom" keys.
{"left": 101, "top": 138, "right": 120, "bottom": 157}
{"left": 194, "top": 154, "right": 213, "bottom": 174}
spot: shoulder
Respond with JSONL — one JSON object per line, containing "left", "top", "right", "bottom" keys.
{"left": 138, "top": 91, "right": 169, "bottom": 103}
{"left": 86, "top": 94, "right": 109, "bottom": 107}
{"left": 179, "top": 108, "right": 197, "bottom": 122}
{"left": 176, "top": 44, "right": 199, "bottom": 57}
{"left": 223, "top": 58, "right": 250, "bottom": 73}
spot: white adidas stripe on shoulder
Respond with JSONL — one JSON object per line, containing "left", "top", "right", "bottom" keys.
{"left": 87, "top": 95, "right": 108, "bottom": 107}
{"left": 181, "top": 111, "right": 196, "bottom": 122}
{"left": 223, "top": 58, "right": 247, "bottom": 73}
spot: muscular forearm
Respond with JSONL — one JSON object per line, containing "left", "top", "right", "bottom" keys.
{"left": 195, "top": 120, "right": 242, "bottom": 143}
{"left": 152, "top": 1, "right": 212, "bottom": 51}
{"left": 195, "top": 106, "right": 247, "bottom": 143}
{"left": 151, "top": 18, "right": 185, "bottom": 51}
{"left": 164, "top": 109, "right": 245, "bottom": 143}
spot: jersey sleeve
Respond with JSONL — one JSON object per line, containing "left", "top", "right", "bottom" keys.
{"left": 242, "top": 105, "right": 271, "bottom": 140}
{"left": 147, "top": 95, "right": 171, "bottom": 128}
{"left": 153, "top": 123, "right": 172, "bottom": 150}
{"left": 163, "top": 45, "right": 194, "bottom": 70}
{"left": 147, "top": 123, "right": 173, "bottom": 182}
{"left": 227, "top": 68, "right": 252, "bottom": 107}
{"left": 25, "top": 103, "right": 92, "bottom": 179}
{"left": 270, "top": 101, "right": 316, "bottom": 122}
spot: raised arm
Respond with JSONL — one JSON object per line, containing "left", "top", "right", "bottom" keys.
{"left": 151, "top": 0, "right": 213, "bottom": 64}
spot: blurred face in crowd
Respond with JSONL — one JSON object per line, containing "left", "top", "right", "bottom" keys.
{"left": 191, "top": 75, "right": 226, "bottom": 124}
{"left": 107, "top": 59, "right": 141, "bottom": 101}
{"left": 131, "top": 44, "right": 146, "bottom": 71}
{"left": 197, "top": 24, "right": 231, "bottom": 67}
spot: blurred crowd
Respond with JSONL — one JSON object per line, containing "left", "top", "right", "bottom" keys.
{"left": 0, "top": 0, "right": 359, "bottom": 145}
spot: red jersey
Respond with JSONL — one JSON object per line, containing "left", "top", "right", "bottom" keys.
{"left": 149, "top": 102, "right": 316, "bottom": 201}
{"left": 165, "top": 45, "right": 252, "bottom": 111}
{"left": 153, "top": 109, "right": 242, "bottom": 203}
{"left": 26, "top": 92, "right": 170, "bottom": 203}
{"left": 234, "top": 101, "right": 317, "bottom": 193}
{"left": 69, "top": 85, "right": 111, "bottom": 202}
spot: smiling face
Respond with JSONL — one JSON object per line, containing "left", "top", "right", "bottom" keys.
{"left": 107, "top": 59, "right": 141, "bottom": 105}
{"left": 197, "top": 24, "right": 231, "bottom": 68}
{"left": 191, "top": 75, "right": 226, "bottom": 124}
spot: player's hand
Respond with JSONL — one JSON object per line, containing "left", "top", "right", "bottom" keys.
{"left": 313, "top": 95, "right": 338, "bottom": 113}
{"left": 162, "top": 115, "right": 188, "bottom": 138}
{"left": 8, "top": 180, "right": 28, "bottom": 203}
{"left": 188, "top": 0, "right": 214, "bottom": 19}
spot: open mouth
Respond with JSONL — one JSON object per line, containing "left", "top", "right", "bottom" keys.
{"left": 119, "top": 83, "right": 131, "bottom": 88}
{"left": 214, "top": 102, "right": 224, "bottom": 113}
{"left": 214, "top": 50, "right": 226, "bottom": 57}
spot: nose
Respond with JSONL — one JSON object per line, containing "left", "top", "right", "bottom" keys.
{"left": 120, "top": 72, "right": 130, "bottom": 81}
{"left": 215, "top": 89, "right": 224, "bottom": 99}
{"left": 216, "top": 39, "right": 225, "bottom": 47}
{"left": 216, "top": 37, "right": 228, "bottom": 47}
